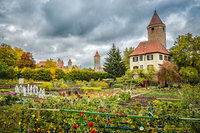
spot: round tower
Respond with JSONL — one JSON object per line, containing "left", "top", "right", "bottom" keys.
{"left": 147, "top": 10, "right": 166, "bottom": 48}
{"left": 94, "top": 51, "right": 100, "bottom": 72}
{"left": 68, "top": 59, "right": 72, "bottom": 70}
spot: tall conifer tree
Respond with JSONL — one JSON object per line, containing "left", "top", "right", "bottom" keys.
{"left": 104, "top": 44, "right": 126, "bottom": 78}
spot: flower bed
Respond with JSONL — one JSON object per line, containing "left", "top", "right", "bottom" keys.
{"left": 0, "top": 89, "right": 199, "bottom": 132}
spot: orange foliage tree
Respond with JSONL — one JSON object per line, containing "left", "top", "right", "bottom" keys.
{"left": 157, "top": 61, "right": 181, "bottom": 87}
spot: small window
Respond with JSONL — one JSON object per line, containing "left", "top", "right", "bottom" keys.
{"left": 133, "top": 57, "right": 138, "bottom": 62}
{"left": 133, "top": 66, "right": 138, "bottom": 69}
{"left": 140, "top": 55, "right": 143, "bottom": 61}
{"left": 140, "top": 65, "right": 143, "bottom": 69}
{"left": 159, "top": 55, "right": 163, "bottom": 60}
{"left": 168, "top": 56, "right": 171, "bottom": 61}
{"left": 147, "top": 55, "right": 153, "bottom": 60}
{"left": 164, "top": 56, "right": 167, "bottom": 60}
{"left": 151, "top": 27, "right": 154, "bottom": 31}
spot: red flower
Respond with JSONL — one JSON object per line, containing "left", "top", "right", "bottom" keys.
{"left": 91, "top": 129, "right": 96, "bottom": 133}
{"left": 77, "top": 94, "right": 80, "bottom": 97}
{"left": 89, "top": 122, "right": 94, "bottom": 127}
{"left": 88, "top": 96, "right": 90, "bottom": 98}
{"left": 80, "top": 112, "right": 84, "bottom": 117}
{"left": 80, "top": 96, "right": 83, "bottom": 98}
{"left": 86, "top": 93, "right": 88, "bottom": 95}
{"left": 73, "top": 124, "right": 78, "bottom": 130}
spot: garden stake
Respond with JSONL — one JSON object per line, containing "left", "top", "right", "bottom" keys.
{"left": 21, "top": 110, "right": 24, "bottom": 133}
{"left": 80, "top": 114, "right": 83, "bottom": 132}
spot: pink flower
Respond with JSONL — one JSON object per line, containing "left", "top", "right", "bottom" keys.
{"left": 118, "top": 98, "right": 121, "bottom": 101}
{"left": 27, "top": 128, "right": 32, "bottom": 132}
{"left": 9, "top": 91, "right": 14, "bottom": 96}
{"left": 9, "top": 91, "right": 13, "bottom": 94}
{"left": 3, "top": 92, "right": 8, "bottom": 95}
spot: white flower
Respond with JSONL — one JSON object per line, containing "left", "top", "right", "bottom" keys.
{"left": 118, "top": 98, "right": 120, "bottom": 101}
{"left": 140, "top": 126, "right": 144, "bottom": 131}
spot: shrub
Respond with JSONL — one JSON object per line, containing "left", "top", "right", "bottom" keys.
{"left": 75, "top": 80, "right": 85, "bottom": 87}
{"left": 59, "top": 84, "right": 69, "bottom": 89}
{"left": 39, "top": 82, "right": 55, "bottom": 91}
{"left": 88, "top": 80, "right": 108, "bottom": 88}
{"left": 172, "top": 83, "right": 178, "bottom": 89}
{"left": 133, "top": 78, "right": 144, "bottom": 87}
{"left": 37, "top": 68, "right": 52, "bottom": 81}
{"left": 113, "top": 83, "right": 123, "bottom": 89}
{"left": 179, "top": 84, "right": 200, "bottom": 106}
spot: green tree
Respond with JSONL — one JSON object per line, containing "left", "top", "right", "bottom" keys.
{"left": 179, "top": 66, "right": 199, "bottom": 84}
{"left": 43, "top": 59, "right": 57, "bottom": 68}
{"left": 16, "top": 52, "right": 36, "bottom": 68}
{"left": 103, "top": 44, "right": 127, "bottom": 78}
{"left": 170, "top": 33, "right": 200, "bottom": 72}
{"left": 0, "top": 44, "right": 18, "bottom": 66}
{"left": 157, "top": 61, "right": 181, "bottom": 87}
{"left": 6, "top": 67, "right": 18, "bottom": 79}
{"left": 145, "top": 66, "right": 156, "bottom": 84}
{"left": 0, "top": 61, "right": 8, "bottom": 78}
{"left": 122, "top": 47, "right": 134, "bottom": 69}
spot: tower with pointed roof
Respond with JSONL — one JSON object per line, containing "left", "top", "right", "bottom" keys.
{"left": 147, "top": 10, "right": 166, "bottom": 48}
{"left": 129, "top": 10, "right": 170, "bottom": 71}
{"left": 94, "top": 51, "right": 100, "bottom": 72}
{"left": 68, "top": 59, "right": 72, "bottom": 70}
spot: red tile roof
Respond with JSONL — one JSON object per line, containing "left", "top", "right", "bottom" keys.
{"left": 129, "top": 40, "right": 169, "bottom": 57}
{"left": 148, "top": 10, "right": 164, "bottom": 26}
{"left": 94, "top": 51, "right": 100, "bottom": 56}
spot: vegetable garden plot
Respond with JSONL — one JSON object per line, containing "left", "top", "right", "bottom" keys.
{"left": 18, "top": 106, "right": 199, "bottom": 133}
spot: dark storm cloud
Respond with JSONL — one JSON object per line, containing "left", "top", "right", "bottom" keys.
{"left": 0, "top": 0, "right": 199, "bottom": 67}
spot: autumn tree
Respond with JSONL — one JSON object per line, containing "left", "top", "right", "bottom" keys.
{"left": 157, "top": 61, "right": 181, "bottom": 87}
{"left": 0, "top": 44, "right": 18, "bottom": 66}
{"left": 43, "top": 59, "right": 57, "bottom": 68}
{"left": 170, "top": 33, "right": 200, "bottom": 72}
{"left": 14, "top": 47, "right": 24, "bottom": 61}
{"left": 16, "top": 52, "right": 36, "bottom": 68}
{"left": 122, "top": 47, "right": 134, "bottom": 69}
{"left": 103, "top": 44, "right": 127, "bottom": 78}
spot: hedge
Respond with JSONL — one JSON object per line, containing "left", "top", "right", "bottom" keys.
{"left": 0, "top": 67, "right": 110, "bottom": 81}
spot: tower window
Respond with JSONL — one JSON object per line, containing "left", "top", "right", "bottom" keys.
{"left": 163, "top": 28, "right": 165, "bottom": 31}
{"left": 151, "top": 27, "right": 154, "bottom": 31}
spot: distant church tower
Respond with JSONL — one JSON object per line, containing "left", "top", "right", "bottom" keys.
{"left": 68, "top": 59, "right": 72, "bottom": 70}
{"left": 94, "top": 51, "right": 100, "bottom": 72}
{"left": 147, "top": 10, "right": 166, "bottom": 48}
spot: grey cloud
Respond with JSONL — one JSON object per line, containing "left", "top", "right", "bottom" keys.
{"left": 0, "top": 0, "right": 199, "bottom": 68}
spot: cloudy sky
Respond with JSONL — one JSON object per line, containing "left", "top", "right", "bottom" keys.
{"left": 0, "top": 0, "right": 199, "bottom": 68}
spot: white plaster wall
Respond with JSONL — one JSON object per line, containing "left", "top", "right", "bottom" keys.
{"left": 130, "top": 53, "right": 169, "bottom": 71}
